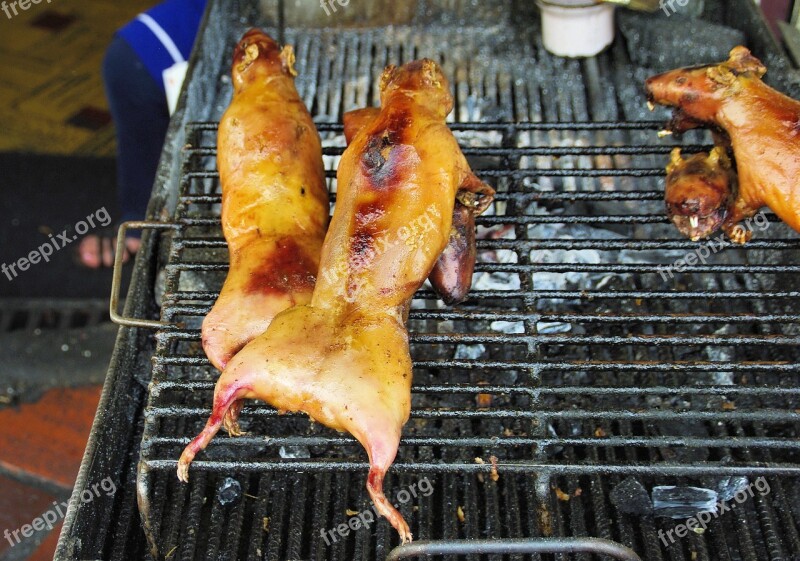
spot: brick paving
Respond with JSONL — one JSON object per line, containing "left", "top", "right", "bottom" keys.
{"left": 0, "top": 385, "right": 102, "bottom": 561}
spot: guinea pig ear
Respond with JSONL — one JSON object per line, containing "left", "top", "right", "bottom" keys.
{"left": 710, "top": 146, "right": 732, "bottom": 170}
{"left": 235, "top": 42, "right": 261, "bottom": 74}
{"left": 421, "top": 59, "right": 440, "bottom": 85}
{"left": 280, "top": 45, "right": 297, "bottom": 77}
{"left": 666, "top": 147, "right": 683, "bottom": 174}
{"left": 707, "top": 146, "right": 727, "bottom": 166}
{"left": 707, "top": 64, "right": 737, "bottom": 89}
{"left": 379, "top": 64, "right": 398, "bottom": 92}
{"left": 727, "top": 46, "right": 767, "bottom": 78}
{"left": 707, "top": 146, "right": 721, "bottom": 167}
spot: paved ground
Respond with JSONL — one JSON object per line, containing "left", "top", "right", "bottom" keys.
{"left": 0, "top": 385, "right": 103, "bottom": 561}
{"left": 1, "top": 3, "right": 153, "bottom": 558}
{"left": 0, "top": 0, "right": 152, "bottom": 156}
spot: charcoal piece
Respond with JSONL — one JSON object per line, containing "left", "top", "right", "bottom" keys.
{"left": 217, "top": 477, "right": 242, "bottom": 505}
{"left": 652, "top": 485, "right": 718, "bottom": 519}
{"left": 618, "top": 12, "right": 746, "bottom": 72}
{"left": 713, "top": 476, "right": 750, "bottom": 502}
{"left": 655, "top": 421, "right": 710, "bottom": 462}
{"left": 610, "top": 477, "right": 653, "bottom": 515}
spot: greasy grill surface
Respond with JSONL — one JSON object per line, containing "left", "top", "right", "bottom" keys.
{"left": 138, "top": 24, "right": 800, "bottom": 561}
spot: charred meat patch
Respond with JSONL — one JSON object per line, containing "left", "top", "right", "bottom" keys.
{"left": 244, "top": 237, "right": 317, "bottom": 296}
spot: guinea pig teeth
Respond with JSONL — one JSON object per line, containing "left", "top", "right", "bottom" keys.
{"left": 689, "top": 216, "right": 699, "bottom": 229}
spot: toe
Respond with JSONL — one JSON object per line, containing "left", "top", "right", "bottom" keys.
{"left": 78, "top": 236, "right": 101, "bottom": 268}
{"left": 102, "top": 237, "right": 114, "bottom": 267}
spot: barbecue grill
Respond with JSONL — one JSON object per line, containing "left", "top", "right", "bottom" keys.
{"left": 57, "top": 1, "right": 800, "bottom": 560}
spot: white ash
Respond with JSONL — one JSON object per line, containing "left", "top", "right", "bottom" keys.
{"left": 177, "top": 269, "right": 218, "bottom": 293}
{"left": 279, "top": 445, "right": 311, "bottom": 459}
{"left": 527, "top": 213, "right": 685, "bottom": 297}
{"left": 474, "top": 223, "right": 520, "bottom": 292}
{"left": 703, "top": 325, "right": 736, "bottom": 385}
{"left": 537, "top": 321, "right": 572, "bottom": 335}
{"left": 491, "top": 321, "right": 524, "bottom": 334}
{"left": 320, "top": 131, "right": 346, "bottom": 196}
{"left": 546, "top": 423, "right": 564, "bottom": 455}
{"left": 472, "top": 271, "right": 521, "bottom": 292}
{"left": 452, "top": 129, "right": 503, "bottom": 149}
{"left": 454, "top": 343, "right": 486, "bottom": 360}
{"left": 433, "top": 319, "right": 455, "bottom": 334}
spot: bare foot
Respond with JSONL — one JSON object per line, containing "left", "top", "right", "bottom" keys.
{"left": 78, "top": 235, "right": 141, "bottom": 268}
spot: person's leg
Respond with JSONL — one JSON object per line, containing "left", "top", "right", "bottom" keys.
{"left": 105, "top": 35, "right": 170, "bottom": 225}
{"left": 79, "top": 36, "right": 170, "bottom": 267}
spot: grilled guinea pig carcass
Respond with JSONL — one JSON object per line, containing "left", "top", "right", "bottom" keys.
{"left": 200, "top": 29, "right": 329, "bottom": 371}
{"left": 646, "top": 46, "right": 800, "bottom": 243}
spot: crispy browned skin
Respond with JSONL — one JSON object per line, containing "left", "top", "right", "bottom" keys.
{"left": 343, "top": 107, "right": 494, "bottom": 305}
{"left": 665, "top": 146, "right": 735, "bottom": 241}
{"left": 200, "top": 30, "right": 329, "bottom": 371}
{"left": 645, "top": 46, "right": 800, "bottom": 243}
{"left": 179, "top": 59, "right": 486, "bottom": 543}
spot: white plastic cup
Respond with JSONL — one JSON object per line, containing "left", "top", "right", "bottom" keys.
{"left": 536, "top": 0, "right": 616, "bottom": 58}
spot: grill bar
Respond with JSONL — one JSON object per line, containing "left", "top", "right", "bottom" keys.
{"left": 163, "top": 303, "right": 800, "bottom": 324}
{"left": 162, "top": 289, "right": 800, "bottom": 301}
{"left": 156, "top": 328, "right": 800, "bottom": 347}
{"left": 384, "top": 538, "right": 643, "bottom": 560}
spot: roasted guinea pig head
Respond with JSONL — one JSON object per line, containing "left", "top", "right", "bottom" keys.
{"left": 427, "top": 202, "right": 476, "bottom": 305}
{"left": 380, "top": 58, "right": 454, "bottom": 117}
{"left": 231, "top": 28, "right": 297, "bottom": 90}
{"left": 665, "top": 146, "right": 735, "bottom": 241}
{"left": 645, "top": 46, "right": 767, "bottom": 132}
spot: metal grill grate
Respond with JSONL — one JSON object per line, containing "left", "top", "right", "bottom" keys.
{"left": 139, "top": 116, "right": 800, "bottom": 560}
{"left": 137, "top": 24, "right": 800, "bottom": 561}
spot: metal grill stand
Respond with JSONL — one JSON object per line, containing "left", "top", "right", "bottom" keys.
{"left": 58, "top": 1, "right": 800, "bottom": 560}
